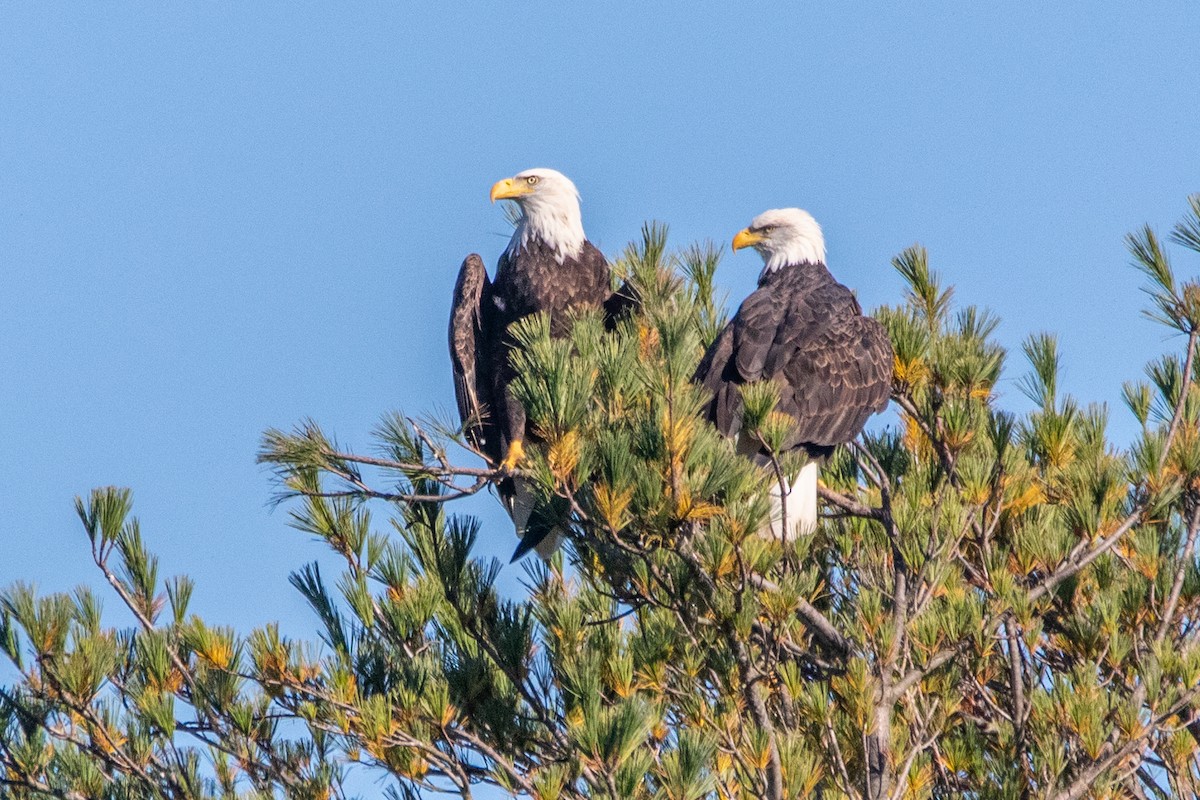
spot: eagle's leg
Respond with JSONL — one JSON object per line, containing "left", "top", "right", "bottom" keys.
{"left": 499, "top": 438, "right": 525, "bottom": 471}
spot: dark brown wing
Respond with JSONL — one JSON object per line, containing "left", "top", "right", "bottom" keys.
{"left": 695, "top": 285, "right": 788, "bottom": 438}
{"left": 694, "top": 322, "right": 742, "bottom": 438}
{"left": 696, "top": 271, "right": 893, "bottom": 453}
{"left": 449, "top": 253, "right": 502, "bottom": 463}
{"left": 603, "top": 278, "right": 640, "bottom": 327}
{"left": 773, "top": 300, "right": 892, "bottom": 449}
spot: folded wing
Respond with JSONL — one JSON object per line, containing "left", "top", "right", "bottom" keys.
{"left": 448, "top": 253, "right": 502, "bottom": 465}
{"left": 697, "top": 280, "right": 892, "bottom": 456}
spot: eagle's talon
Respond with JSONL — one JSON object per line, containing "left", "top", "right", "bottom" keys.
{"left": 499, "top": 440, "right": 525, "bottom": 472}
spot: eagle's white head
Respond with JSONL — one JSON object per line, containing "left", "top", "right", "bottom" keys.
{"left": 732, "top": 208, "right": 826, "bottom": 275}
{"left": 491, "top": 168, "right": 586, "bottom": 262}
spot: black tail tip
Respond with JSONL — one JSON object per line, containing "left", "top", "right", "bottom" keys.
{"left": 509, "top": 533, "right": 544, "bottom": 563}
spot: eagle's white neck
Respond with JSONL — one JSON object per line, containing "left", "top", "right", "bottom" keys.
{"left": 759, "top": 235, "right": 826, "bottom": 276}
{"left": 506, "top": 195, "right": 586, "bottom": 263}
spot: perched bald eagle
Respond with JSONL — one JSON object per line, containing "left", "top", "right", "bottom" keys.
{"left": 694, "top": 208, "right": 893, "bottom": 540}
{"left": 449, "top": 168, "right": 613, "bottom": 559}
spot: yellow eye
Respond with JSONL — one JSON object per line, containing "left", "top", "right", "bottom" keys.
{"left": 526, "top": 176, "right": 540, "bottom": 186}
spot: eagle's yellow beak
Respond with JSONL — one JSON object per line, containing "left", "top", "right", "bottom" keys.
{"left": 490, "top": 178, "right": 533, "bottom": 203}
{"left": 732, "top": 228, "right": 763, "bottom": 251}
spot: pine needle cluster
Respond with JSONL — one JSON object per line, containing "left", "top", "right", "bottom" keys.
{"left": 4, "top": 199, "right": 1200, "bottom": 799}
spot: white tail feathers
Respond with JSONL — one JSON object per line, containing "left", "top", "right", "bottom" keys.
{"left": 761, "top": 460, "right": 819, "bottom": 541}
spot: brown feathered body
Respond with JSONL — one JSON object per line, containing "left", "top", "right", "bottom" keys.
{"left": 449, "top": 235, "right": 612, "bottom": 560}
{"left": 450, "top": 238, "right": 610, "bottom": 465}
{"left": 695, "top": 259, "right": 893, "bottom": 537}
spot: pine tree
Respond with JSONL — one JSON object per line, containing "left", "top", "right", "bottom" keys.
{"left": 5, "top": 199, "right": 1200, "bottom": 799}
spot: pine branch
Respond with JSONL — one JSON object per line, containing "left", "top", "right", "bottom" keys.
{"left": 1025, "top": 511, "right": 1143, "bottom": 603}
{"left": 1160, "top": 328, "right": 1198, "bottom": 466}
{"left": 1050, "top": 683, "right": 1200, "bottom": 800}
{"left": 1155, "top": 501, "right": 1200, "bottom": 644}
{"left": 674, "top": 542, "right": 783, "bottom": 800}
{"left": 749, "top": 573, "right": 851, "bottom": 657}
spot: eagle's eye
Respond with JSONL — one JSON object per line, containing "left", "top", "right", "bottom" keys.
{"left": 760, "top": 226, "right": 774, "bottom": 234}
{"left": 526, "top": 176, "right": 540, "bottom": 186}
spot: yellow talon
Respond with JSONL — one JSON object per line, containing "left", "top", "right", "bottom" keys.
{"left": 500, "top": 440, "right": 525, "bottom": 471}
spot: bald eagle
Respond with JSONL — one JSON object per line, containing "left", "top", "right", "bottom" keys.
{"left": 694, "top": 208, "right": 893, "bottom": 540}
{"left": 449, "top": 168, "right": 614, "bottom": 559}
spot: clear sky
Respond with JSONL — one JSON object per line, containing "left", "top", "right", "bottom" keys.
{"left": 2, "top": 0, "right": 1198, "bottom": 787}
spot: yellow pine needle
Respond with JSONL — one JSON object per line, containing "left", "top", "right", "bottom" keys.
{"left": 638, "top": 324, "right": 660, "bottom": 360}
{"left": 904, "top": 764, "right": 934, "bottom": 798}
{"left": 791, "top": 764, "right": 825, "bottom": 799}
{"left": 164, "top": 668, "right": 183, "bottom": 694}
{"left": 36, "top": 620, "right": 65, "bottom": 656}
{"left": 257, "top": 648, "right": 289, "bottom": 686}
{"left": 547, "top": 430, "right": 580, "bottom": 477}
{"left": 892, "top": 355, "right": 929, "bottom": 387}
{"left": 362, "top": 738, "right": 386, "bottom": 762}
{"left": 1006, "top": 481, "right": 1046, "bottom": 515}
{"left": 664, "top": 412, "right": 699, "bottom": 461}
{"left": 88, "top": 721, "right": 127, "bottom": 755}
{"left": 636, "top": 663, "right": 668, "bottom": 693}
{"left": 711, "top": 550, "right": 737, "bottom": 579}
{"left": 332, "top": 672, "right": 358, "bottom": 704}
{"left": 763, "top": 409, "right": 797, "bottom": 440}
{"left": 199, "top": 638, "right": 234, "bottom": 670}
{"left": 595, "top": 483, "right": 634, "bottom": 530}
{"left": 943, "top": 424, "right": 975, "bottom": 451}
{"left": 674, "top": 493, "right": 723, "bottom": 523}
{"left": 963, "top": 479, "right": 991, "bottom": 506}
{"left": 902, "top": 413, "right": 936, "bottom": 461}
{"left": 297, "top": 661, "right": 322, "bottom": 683}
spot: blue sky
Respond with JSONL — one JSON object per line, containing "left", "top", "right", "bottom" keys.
{"left": 1, "top": 0, "right": 1198, "bottom": 789}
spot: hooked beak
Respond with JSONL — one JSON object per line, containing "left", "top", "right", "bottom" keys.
{"left": 490, "top": 178, "right": 533, "bottom": 203}
{"left": 731, "top": 228, "right": 763, "bottom": 251}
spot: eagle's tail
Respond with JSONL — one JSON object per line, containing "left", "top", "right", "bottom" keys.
{"left": 505, "top": 476, "right": 535, "bottom": 536}
{"left": 505, "top": 478, "right": 566, "bottom": 561}
{"left": 761, "top": 460, "right": 819, "bottom": 541}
